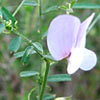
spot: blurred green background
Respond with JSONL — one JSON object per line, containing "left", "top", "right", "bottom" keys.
{"left": 0, "top": 0, "right": 100, "bottom": 100}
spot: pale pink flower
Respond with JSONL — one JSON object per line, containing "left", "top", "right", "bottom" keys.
{"left": 47, "top": 13, "right": 97, "bottom": 74}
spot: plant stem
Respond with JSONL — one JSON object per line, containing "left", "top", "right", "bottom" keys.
{"left": 38, "top": 0, "right": 42, "bottom": 33}
{"left": 14, "top": 31, "right": 43, "bottom": 58}
{"left": 38, "top": 0, "right": 42, "bottom": 17}
{"left": 38, "top": 0, "right": 43, "bottom": 99}
{"left": 39, "top": 61, "right": 50, "bottom": 100}
{"left": 13, "top": 0, "right": 26, "bottom": 16}
{"left": 28, "top": 87, "right": 38, "bottom": 100}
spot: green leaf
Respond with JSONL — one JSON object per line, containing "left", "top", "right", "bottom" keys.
{"left": 42, "top": 31, "right": 48, "bottom": 39}
{"left": 50, "top": 62, "right": 57, "bottom": 66}
{"left": 71, "top": 0, "right": 77, "bottom": 8}
{"left": 48, "top": 74, "right": 71, "bottom": 82}
{"left": 0, "top": 24, "right": 5, "bottom": 33}
{"left": 88, "top": 13, "right": 100, "bottom": 33}
{"left": 23, "top": 1, "right": 38, "bottom": 6}
{"left": 8, "top": 36, "right": 21, "bottom": 52}
{"left": 1, "top": 7, "right": 16, "bottom": 26}
{"left": 55, "top": 97, "right": 71, "bottom": 100}
{"left": 14, "top": 51, "right": 25, "bottom": 58}
{"left": 22, "top": 46, "right": 35, "bottom": 64}
{"left": 43, "top": 54, "right": 55, "bottom": 61}
{"left": 32, "top": 42, "right": 43, "bottom": 54}
{"left": 14, "top": 49, "right": 36, "bottom": 58}
{"left": 44, "top": 5, "right": 58, "bottom": 14}
{"left": 20, "top": 71, "right": 39, "bottom": 77}
{"left": 73, "top": 3, "right": 100, "bottom": 9}
{"left": 0, "top": 9, "right": 2, "bottom": 18}
{"left": 43, "top": 94, "right": 56, "bottom": 100}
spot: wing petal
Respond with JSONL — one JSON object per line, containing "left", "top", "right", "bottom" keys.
{"left": 67, "top": 48, "right": 97, "bottom": 74}
{"left": 67, "top": 48, "right": 83, "bottom": 74}
{"left": 79, "top": 48, "right": 97, "bottom": 71}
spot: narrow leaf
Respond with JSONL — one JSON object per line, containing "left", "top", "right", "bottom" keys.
{"left": 88, "top": 13, "right": 100, "bottom": 32}
{"left": 71, "top": 0, "right": 77, "bottom": 8}
{"left": 43, "top": 94, "right": 56, "bottom": 100}
{"left": 32, "top": 42, "right": 43, "bottom": 54}
{"left": 22, "top": 46, "right": 35, "bottom": 64}
{"left": 44, "top": 5, "right": 58, "bottom": 14}
{"left": 42, "top": 31, "right": 48, "bottom": 39}
{"left": 0, "top": 9, "right": 2, "bottom": 18}
{"left": 14, "top": 49, "right": 36, "bottom": 58}
{"left": 0, "top": 24, "right": 5, "bottom": 33}
{"left": 73, "top": 3, "right": 100, "bottom": 9}
{"left": 48, "top": 74, "right": 71, "bottom": 82}
{"left": 20, "top": 71, "right": 39, "bottom": 77}
{"left": 55, "top": 97, "right": 71, "bottom": 100}
{"left": 8, "top": 36, "right": 21, "bottom": 52}
{"left": 14, "top": 51, "right": 25, "bottom": 58}
{"left": 23, "top": 1, "right": 38, "bottom": 6}
{"left": 43, "top": 54, "right": 55, "bottom": 61}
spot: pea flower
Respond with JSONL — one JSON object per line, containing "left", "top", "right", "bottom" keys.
{"left": 47, "top": 13, "right": 97, "bottom": 74}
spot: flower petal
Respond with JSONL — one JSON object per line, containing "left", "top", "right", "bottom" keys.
{"left": 75, "top": 13, "right": 95, "bottom": 48}
{"left": 47, "top": 15, "right": 80, "bottom": 60}
{"left": 67, "top": 48, "right": 97, "bottom": 74}
{"left": 67, "top": 48, "right": 83, "bottom": 74}
{"left": 79, "top": 48, "right": 97, "bottom": 71}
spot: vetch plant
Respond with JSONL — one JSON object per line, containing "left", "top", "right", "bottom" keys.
{"left": 47, "top": 13, "right": 97, "bottom": 74}
{"left": 0, "top": 0, "right": 99, "bottom": 100}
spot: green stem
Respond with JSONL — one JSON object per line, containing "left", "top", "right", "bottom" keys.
{"left": 13, "top": 0, "right": 26, "bottom": 16}
{"left": 28, "top": 87, "right": 38, "bottom": 100}
{"left": 38, "top": 0, "right": 42, "bottom": 33}
{"left": 14, "top": 31, "right": 43, "bottom": 58}
{"left": 39, "top": 61, "right": 50, "bottom": 100}
{"left": 38, "top": 0, "right": 43, "bottom": 99}
{"left": 38, "top": 0, "right": 42, "bottom": 17}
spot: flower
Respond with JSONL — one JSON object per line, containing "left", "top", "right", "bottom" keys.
{"left": 47, "top": 13, "right": 97, "bottom": 74}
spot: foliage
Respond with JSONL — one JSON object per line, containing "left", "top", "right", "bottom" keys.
{"left": 0, "top": 0, "right": 100, "bottom": 100}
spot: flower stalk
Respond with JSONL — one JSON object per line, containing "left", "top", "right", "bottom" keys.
{"left": 38, "top": 0, "right": 50, "bottom": 100}
{"left": 13, "top": 0, "right": 26, "bottom": 16}
{"left": 38, "top": 0, "right": 42, "bottom": 33}
{"left": 39, "top": 60, "right": 50, "bottom": 100}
